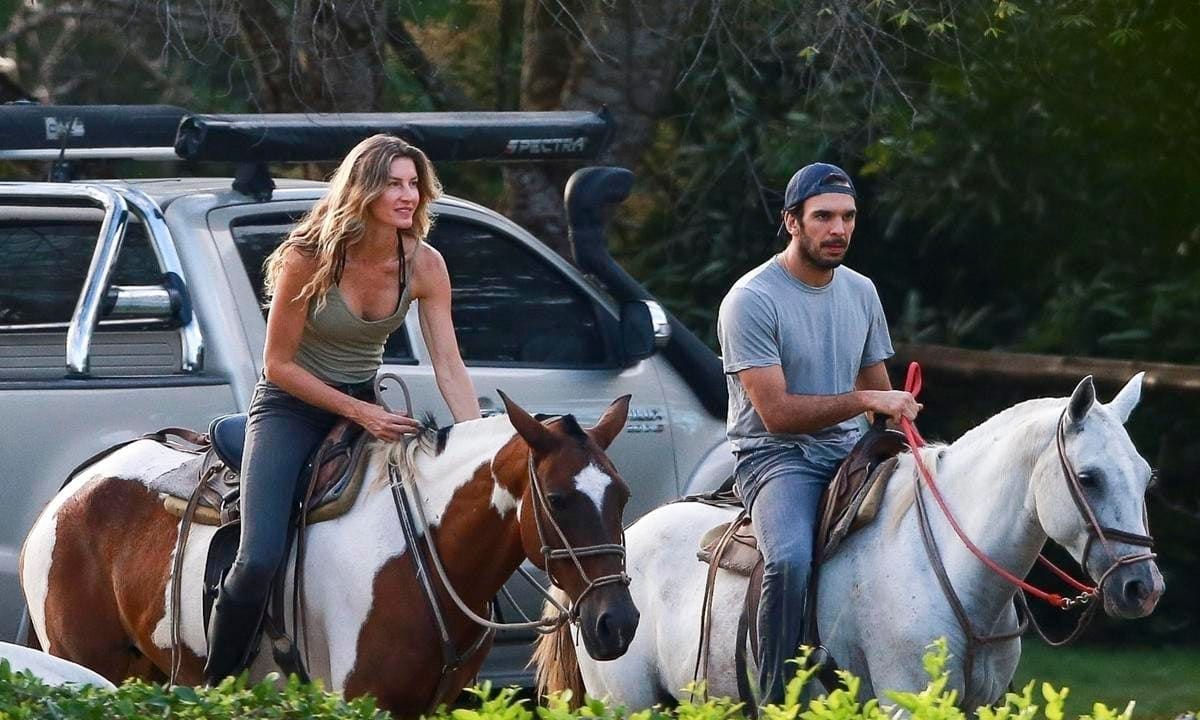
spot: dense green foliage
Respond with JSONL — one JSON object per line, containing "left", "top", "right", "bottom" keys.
{"left": 615, "top": 1, "right": 1200, "bottom": 360}
{"left": 4, "top": 1, "right": 1195, "bottom": 358}
{"left": 0, "top": 661, "right": 388, "bottom": 719}
{"left": 3, "top": 642, "right": 1194, "bottom": 720}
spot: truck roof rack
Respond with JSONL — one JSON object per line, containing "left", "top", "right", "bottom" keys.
{"left": 2, "top": 103, "right": 615, "bottom": 199}
{"left": 1, "top": 103, "right": 613, "bottom": 163}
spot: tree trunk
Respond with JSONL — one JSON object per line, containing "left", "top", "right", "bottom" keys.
{"left": 504, "top": 0, "right": 697, "bottom": 259}
{"left": 237, "top": 0, "right": 386, "bottom": 113}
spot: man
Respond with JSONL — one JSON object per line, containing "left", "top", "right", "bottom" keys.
{"left": 716, "top": 162, "right": 920, "bottom": 704}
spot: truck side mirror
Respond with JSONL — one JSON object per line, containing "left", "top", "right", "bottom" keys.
{"left": 620, "top": 301, "right": 655, "bottom": 366}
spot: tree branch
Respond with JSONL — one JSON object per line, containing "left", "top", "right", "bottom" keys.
{"left": 384, "top": 14, "right": 476, "bottom": 111}
{"left": 0, "top": 4, "right": 94, "bottom": 48}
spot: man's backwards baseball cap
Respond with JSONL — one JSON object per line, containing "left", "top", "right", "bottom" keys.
{"left": 783, "top": 162, "right": 857, "bottom": 212}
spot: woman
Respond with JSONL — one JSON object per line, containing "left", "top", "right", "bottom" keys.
{"left": 204, "top": 134, "right": 481, "bottom": 683}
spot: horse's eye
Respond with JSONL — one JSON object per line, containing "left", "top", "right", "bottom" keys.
{"left": 546, "top": 493, "right": 570, "bottom": 511}
{"left": 1078, "top": 471, "right": 1099, "bottom": 489}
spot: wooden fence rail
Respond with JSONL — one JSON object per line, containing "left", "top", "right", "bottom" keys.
{"left": 891, "top": 343, "right": 1200, "bottom": 393}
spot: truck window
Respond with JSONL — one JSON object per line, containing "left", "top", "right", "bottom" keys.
{"left": 229, "top": 214, "right": 414, "bottom": 362}
{"left": 0, "top": 219, "right": 161, "bottom": 327}
{"left": 428, "top": 218, "right": 612, "bottom": 368}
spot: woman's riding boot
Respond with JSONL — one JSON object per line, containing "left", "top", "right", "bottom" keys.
{"left": 202, "top": 586, "right": 264, "bottom": 686}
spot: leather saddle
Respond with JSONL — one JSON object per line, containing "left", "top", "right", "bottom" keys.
{"left": 152, "top": 414, "right": 371, "bottom": 527}
{"left": 144, "top": 414, "right": 372, "bottom": 682}
{"left": 696, "top": 420, "right": 906, "bottom": 575}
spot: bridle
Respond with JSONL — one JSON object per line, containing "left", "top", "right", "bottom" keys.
{"left": 522, "top": 450, "right": 632, "bottom": 620}
{"left": 900, "top": 363, "right": 1157, "bottom": 683}
{"left": 1051, "top": 408, "right": 1157, "bottom": 601}
{"left": 384, "top": 416, "right": 629, "bottom": 711}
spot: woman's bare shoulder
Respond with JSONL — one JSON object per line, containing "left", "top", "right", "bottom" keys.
{"left": 278, "top": 244, "right": 321, "bottom": 274}
{"left": 412, "top": 240, "right": 447, "bottom": 274}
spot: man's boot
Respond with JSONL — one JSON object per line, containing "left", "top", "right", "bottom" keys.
{"left": 203, "top": 586, "right": 264, "bottom": 685}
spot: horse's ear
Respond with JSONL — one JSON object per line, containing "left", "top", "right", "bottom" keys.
{"left": 1068, "top": 375, "right": 1097, "bottom": 425}
{"left": 588, "top": 394, "right": 631, "bottom": 450}
{"left": 498, "top": 389, "right": 556, "bottom": 455}
{"left": 1107, "top": 371, "right": 1145, "bottom": 424}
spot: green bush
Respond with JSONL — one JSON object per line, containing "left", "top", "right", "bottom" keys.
{"left": 0, "top": 662, "right": 388, "bottom": 719}
{"left": 1, "top": 641, "right": 1193, "bottom": 720}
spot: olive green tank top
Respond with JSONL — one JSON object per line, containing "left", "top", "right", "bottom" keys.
{"left": 293, "top": 254, "right": 414, "bottom": 385}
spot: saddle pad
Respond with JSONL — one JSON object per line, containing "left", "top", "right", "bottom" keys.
{"left": 146, "top": 449, "right": 230, "bottom": 515}
{"left": 696, "top": 517, "right": 760, "bottom": 576}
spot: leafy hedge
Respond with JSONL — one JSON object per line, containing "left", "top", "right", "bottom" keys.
{"left": 1, "top": 641, "right": 1192, "bottom": 720}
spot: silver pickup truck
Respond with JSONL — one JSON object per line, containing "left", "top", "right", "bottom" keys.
{"left": 0, "top": 104, "right": 733, "bottom": 685}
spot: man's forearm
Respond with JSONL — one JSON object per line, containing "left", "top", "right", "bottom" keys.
{"left": 758, "top": 391, "right": 872, "bottom": 435}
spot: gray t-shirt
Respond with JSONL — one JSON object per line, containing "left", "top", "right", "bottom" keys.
{"left": 717, "top": 256, "right": 894, "bottom": 453}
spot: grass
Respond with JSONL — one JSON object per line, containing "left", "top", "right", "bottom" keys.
{"left": 1015, "top": 642, "right": 1200, "bottom": 719}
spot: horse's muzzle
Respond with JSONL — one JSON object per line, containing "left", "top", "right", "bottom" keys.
{"left": 1100, "top": 557, "right": 1164, "bottom": 619}
{"left": 579, "top": 585, "right": 639, "bottom": 661}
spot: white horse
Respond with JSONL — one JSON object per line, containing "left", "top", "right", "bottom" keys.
{"left": 534, "top": 374, "right": 1165, "bottom": 709}
{"left": 0, "top": 641, "right": 116, "bottom": 689}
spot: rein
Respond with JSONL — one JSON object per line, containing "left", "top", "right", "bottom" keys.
{"left": 899, "top": 362, "right": 1157, "bottom": 665}
{"left": 385, "top": 418, "right": 629, "bottom": 709}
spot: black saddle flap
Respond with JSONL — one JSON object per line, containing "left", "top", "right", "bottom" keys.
{"left": 203, "top": 521, "right": 241, "bottom": 637}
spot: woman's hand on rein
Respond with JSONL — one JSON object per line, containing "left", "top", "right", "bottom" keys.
{"left": 354, "top": 401, "right": 422, "bottom": 441}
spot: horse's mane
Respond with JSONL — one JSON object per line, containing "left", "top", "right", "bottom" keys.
{"left": 377, "top": 413, "right": 517, "bottom": 491}
{"left": 377, "top": 414, "right": 442, "bottom": 490}
{"left": 885, "top": 396, "right": 1067, "bottom": 534}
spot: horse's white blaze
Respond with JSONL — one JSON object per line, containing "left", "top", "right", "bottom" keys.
{"left": 573, "top": 464, "right": 611, "bottom": 513}
{"left": 23, "top": 440, "right": 188, "bottom": 654}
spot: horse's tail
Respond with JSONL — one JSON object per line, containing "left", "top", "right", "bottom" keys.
{"left": 531, "top": 587, "right": 585, "bottom": 706}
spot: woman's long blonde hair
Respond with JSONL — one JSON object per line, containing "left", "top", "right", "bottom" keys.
{"left": 263, "top": 134, "right": 442, "bottom": 307}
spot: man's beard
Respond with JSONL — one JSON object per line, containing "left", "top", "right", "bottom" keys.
{"left": 798, "top": 234, "right": 845, "bottom": 270}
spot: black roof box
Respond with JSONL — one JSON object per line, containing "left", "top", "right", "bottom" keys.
{"left": 174, "top": 110, "right": 613, "bottom": 163}
{"left": 0, "top": 104, "right": 186, "bottom": 160}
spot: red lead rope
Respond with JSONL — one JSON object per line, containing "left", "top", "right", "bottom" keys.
{"left": 898, "top": 362, "right": 1096, "bottom": 610}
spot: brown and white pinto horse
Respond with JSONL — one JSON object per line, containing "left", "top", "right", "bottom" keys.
{"left": 19, "top": 393, "right": 639, "bottom": 715}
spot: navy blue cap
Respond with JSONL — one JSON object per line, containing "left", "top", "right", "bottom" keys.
{"left": 783, "top": 162, "right": 856, "bottom": 212}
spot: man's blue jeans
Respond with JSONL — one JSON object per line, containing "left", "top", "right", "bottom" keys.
{"left": 734, "top": 442, "right": 848, "bottom": 705}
